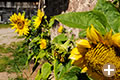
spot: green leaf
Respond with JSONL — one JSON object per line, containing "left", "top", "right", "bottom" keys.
{"left": 55, "top": 11, "right": 111, "bottom": 34}
{"left": 37, "top": 50, "right": 46, "bottom": 59}
{"left": 32, "top": 16, "right": 37, "bottom": 20}
{"left": 49, "top": 17, "right": 55, "bottom": 27}
{"left": 79, "top": 30, "right": 86, "bottom": 38}
{"left": 26, "top": 52, "right": 34, "bottom": 66}
{"left": 52, "top": 34, "right": 68, "bottom": 44}
{"left": 54, "top": 60, "right": 72, "bottom": 80}
{"left": 68, "top": 66, "right": 81, "bottom": 74}
{"left": 22, "top": 11, "right": 25, "bottom": 16}
{"left": 60, "top": 72, "right": 78, "bottom": 80}
{"left": 94, "top": 0, "right": 120, "bottom": 33}
{"left": 41, "top": 62, "right": 52, "bottom": 79}
{"left": 35, "top": 70, "right": 42, "bottom": 80}
{"left": 59, "top": 66, "right": 81, "bottom": 80}
{"left": 32, "top": 36, "right": 40, "bottom": 43}
{"left": 60, "top": 66, "right": 92, "bottom": 80}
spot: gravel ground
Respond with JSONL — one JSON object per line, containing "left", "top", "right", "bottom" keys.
{"left": 0, "top": 28, "right": 24, "bottom": 45}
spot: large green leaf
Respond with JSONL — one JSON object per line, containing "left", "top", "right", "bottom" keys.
{"left": 41, "top": 62, "right": 52, "bottom": 79}
{"left": 55, "top": 11, "right": 111, "bottom": 34}
{"left": 35, "top": 62, "right": 52, "bottom": 80}
{"left": 59, "top": 66, "right": 81, "bottom": 80}
{"left": 59, "top": 66, "right": 91, "bottom": 80}
{"left": 94, "top": 0, "right": 120, "bottom": 33}
{"left": 54, "top": 60, "right": 72, "bottom": 80}
{"left": 52, "top": 34, "right": 68, "bottom": 44}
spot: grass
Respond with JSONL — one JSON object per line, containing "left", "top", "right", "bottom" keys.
{"left": 0, "top": 24, "right": 11, "bottom": 29}
{"left": 0, "top": 45, "right": 14, "bottom": 53}
{"left": 0, "top": 41, "right": 27, "bottom": 72}
{"left": 8, "top": 77, "right": 27, "bottom": 80}
{"left": 0, "top": 41, "right": 28, "bottom": 79}
{"left": 0, "top": 56, "right": 10, "bottom": 72}
{"left": 12, "top": 35, "right": 25, "bottom": 39}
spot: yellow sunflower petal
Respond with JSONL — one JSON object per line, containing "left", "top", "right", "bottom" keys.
{"left": 87, "top": 27, "right": 92, "bottom": 41}
{"left": 81, "top": 67, "right": 88, "bottom": 73}
{"left": 69, "top": 47, "right": 83, "bottom": 62}
{"left": 87, "top": 24, "right": 103, "bottom": 44}
{"left": 112, "top": 33, "right": 120, "bottom": 47}
{"left": 104, "top": 29, "right": 113, "bottom": 46}
{"left": 58, "top": 25, "right": 63, "bottom": 33}
{"left": 71, "top": 47, "right": 80, "bottom": 55}
{"left": 37, "top": 9, "right": 44, "bottom": 17}
{"left": 76, "top": 39, "right": 91, "bottom": 48}
{"left": 69, "top": 54, "right": 82, "bottom": 60}
{"left": 33, "top": 9, "right": 44, "bottom": 29}
{"left": 40, "top": 39, "right": 47, "bottom": 49}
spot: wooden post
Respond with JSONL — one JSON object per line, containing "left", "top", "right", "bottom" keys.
{"left": 38, "top": 0, "right": 41, "bottom": 9}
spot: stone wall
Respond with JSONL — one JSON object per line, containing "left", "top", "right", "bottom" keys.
{"left": 45, "top": 0, "right": 97, "bottom": 40}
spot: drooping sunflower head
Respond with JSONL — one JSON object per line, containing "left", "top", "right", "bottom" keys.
{"left": 33, "top": 9, "right": 44, "bottom": 29}
{"left": 9, "top": 13, "right": 30, "bottom": 36}
{"left": 40, "top": 39, "right": 47, "bottom": 49}
{"left": 69, "top": 24, "right": 120, "bottom": 79}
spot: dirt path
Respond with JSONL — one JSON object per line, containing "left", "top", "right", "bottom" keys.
{"left": 0, "top": 28, "right": 24, "bottom": 80}
{"left": 0, "top": 28, "right": 42, "bottom": 80}
{"left": 0, "top": 28, "right": 24, "bottom": 45}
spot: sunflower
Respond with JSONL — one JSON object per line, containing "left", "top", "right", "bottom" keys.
{"left": 40, "top": 39, "right": 47, "bottom": 49}
{"left": 9, "top": 13, "right": 30, "bottom": 36}
{"left": 69, "top": 24, "right": 120, "bottom": 79}
{"left": 33, "top": 9, "right": 44, "bottom": 29}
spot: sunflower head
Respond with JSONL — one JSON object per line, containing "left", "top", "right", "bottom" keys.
{"left": 9, "top": 13, "right": 30, "bottom": 36}
{"left": 33, "top": 9, "right": 44, "bottom": 29}
{"left": 40, "top": 39, "right": 47, "bottom": 49}
{"left": 69, "top": 24, "right": 120, "bottom": 79}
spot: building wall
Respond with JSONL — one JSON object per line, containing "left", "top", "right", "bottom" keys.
{"left": 0, "top": 2, "right": 38, "bottom": 23}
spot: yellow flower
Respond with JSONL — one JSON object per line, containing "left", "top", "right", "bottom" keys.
{"left": 81, "top": 67, "right": 88, "bottom": 73}
{"left": 9, "top": 13, "right": 18, "bottom": 24}
{"left": 112, "top": 33, "right": 120, "bottom": 47}
{"left": 33, "top": 9, "right": 44, "bottom": 29}
{"left": 104, "top": 29, "right": 113, "bottom": 46}
{"left": 58, "top": 26, "right": 63, "bottom": 33}
{"left": 69, "top": 47, "right": 83, "bottom": 64}
{"left": 9, "top": 13, "right": 30, "bottom": 36}
{"left": 87, "top": 24, "right": 103, "bottom": 44}
{"left": 69, "top": 25, "right": 120, "bottom": 79}
{"left": 40, "top": 39, "right": 47, "bottom": 49}
{"left": 76, "top": 39, "right": 91, "bottom": 48}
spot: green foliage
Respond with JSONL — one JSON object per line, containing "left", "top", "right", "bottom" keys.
{"left": 79, "top": 30, "right": 86, "bottom": 38}
{"left": 60, "top": 66, "right": 81, "bottom": 80}
{"left": 52, "top": 34, "right": 68, "bottom": 44}
{"left": 0, "top": 24, "right": 10, "bottom": 28}
{"left": 54, "top": 60, "right": 72, "bottom": 80}
{"left": 0, "top": 41, "right": 27, "bottom": 73}
{"left": 0, "top": 56, "right": 10, "bottom": 72}
{"left": 55, "top": 11, "right": 111, "bottom": 34}
{"left": 94, "top": 0, "right": 120, "bottom": 33}
{"left": 35, "top": 62, "right": 52, "bottom": 80}
{"left": 9, "top": 1, "right": 120, "bottom": 79}
{"left": 55, "top": 0, "right": 120, "bottom": 34}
